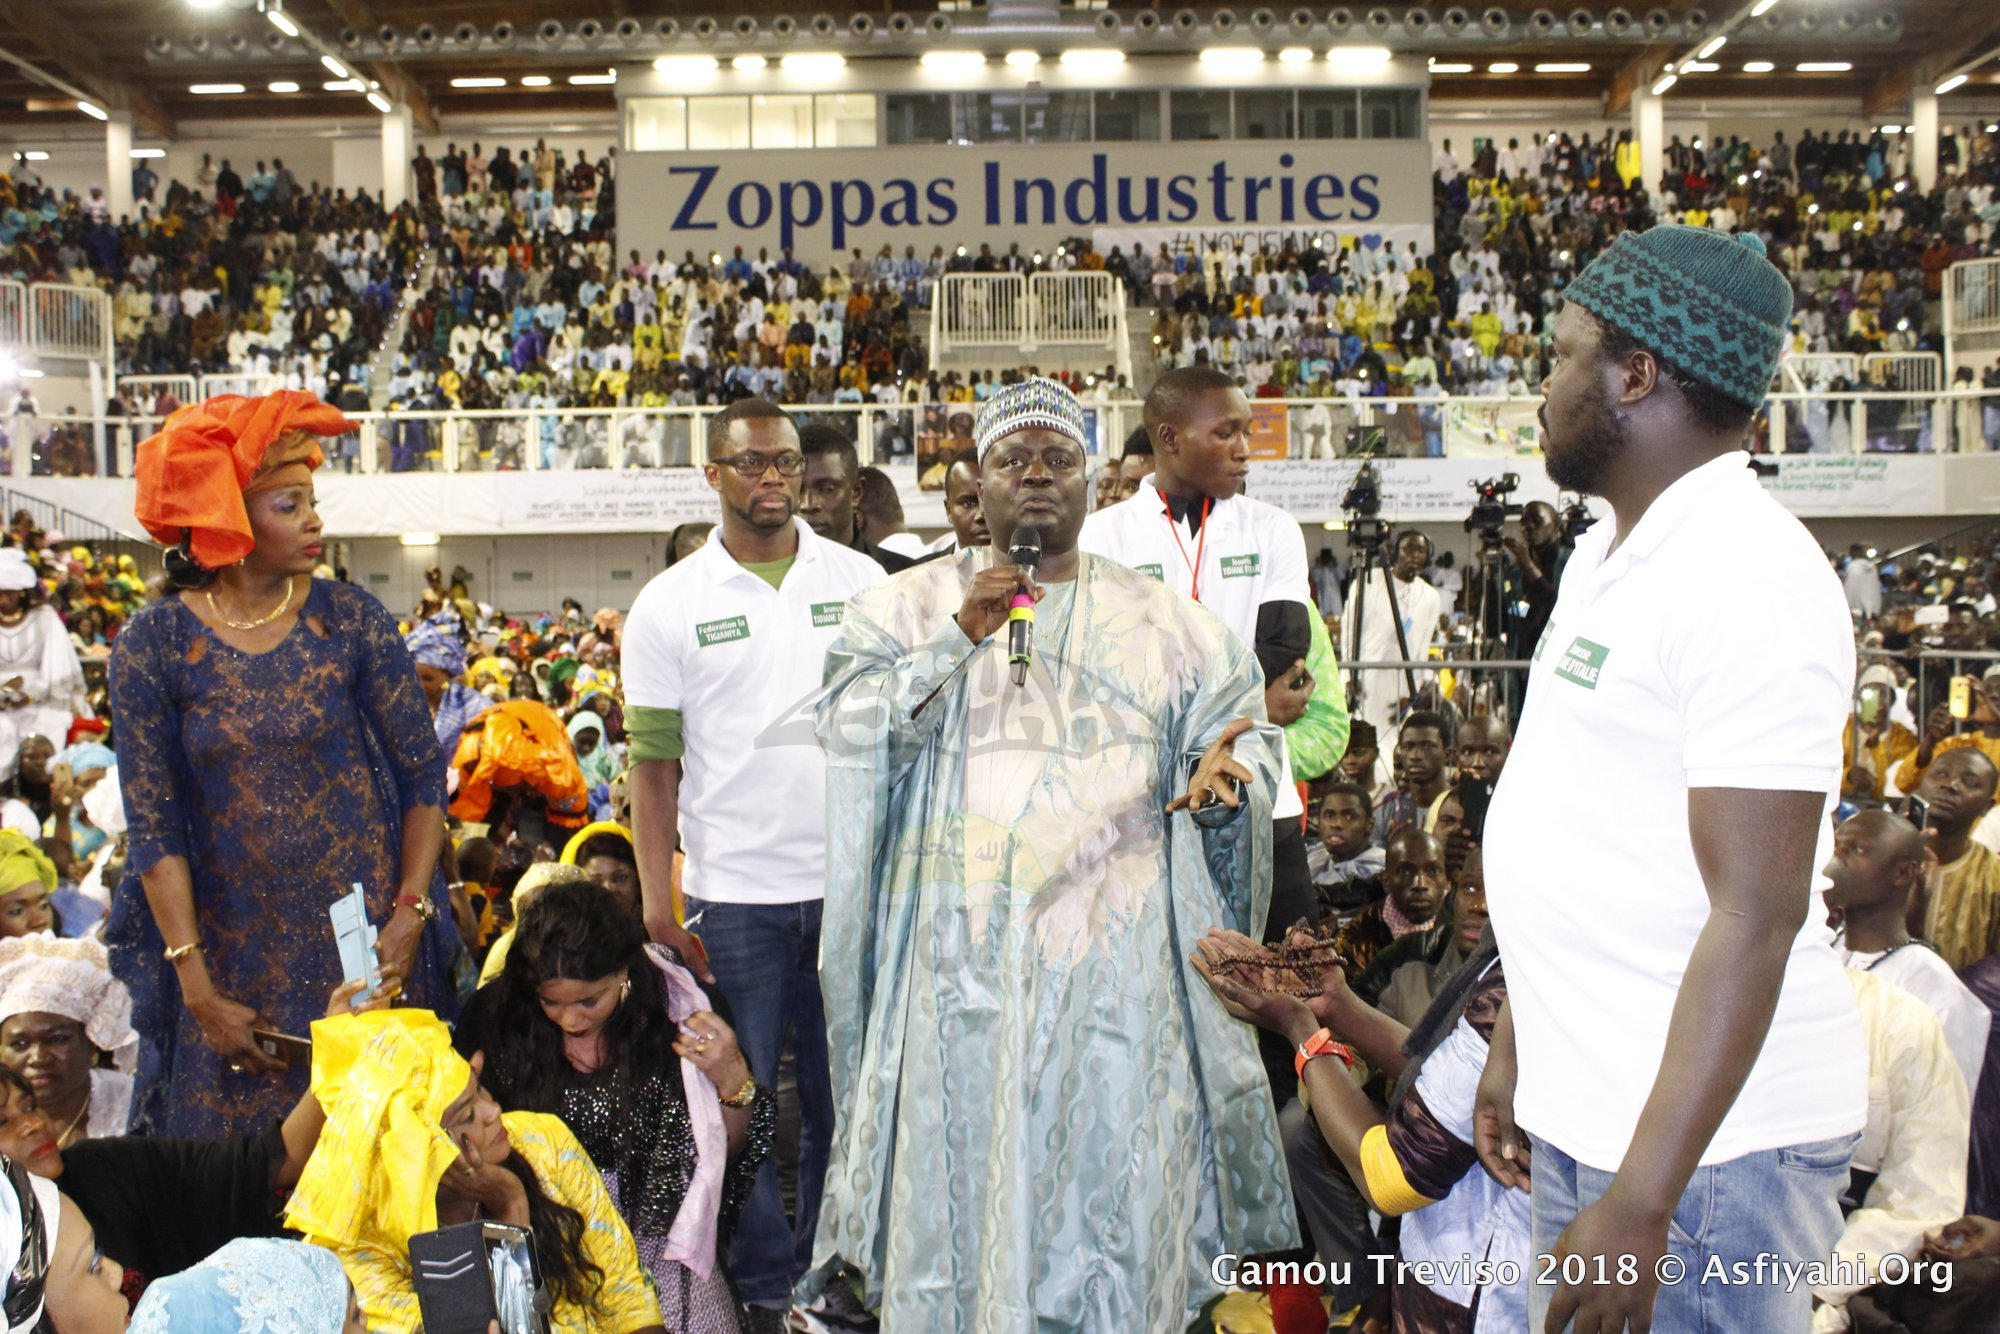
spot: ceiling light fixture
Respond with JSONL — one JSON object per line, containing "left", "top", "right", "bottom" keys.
{"left": 1534, "top": 62, "right": 1591, "bottom": 73}
{"left": 1278, "top": 47, "right": 1316, "bottom": 63}
{"left": 322, "top": 79, "right": 362, "bottom": 91}
{"left": 189, "top": 83, "right": 247, "bottom": 94}
{"left": 449, "top": 77, "right": 506, "bottom": 89}
{"left": 1797, "top": 61, "right": 1852, "bottom": 72}
{"left": 780, "top": 53, "right": 847, "bottom": 76}
{"left": 1059, "top": 48, "right": 1126, "bottom": 69}
{"left": 921, "top": 50, "right": 988, "bottom": 72}
{"left": 269, "top": 80, "right": 300, "bottom": 92}
{"left": 1200, "top": 47, "right": 1266, "bottom": 68}
{"left": 77, "top": 101, "right": 107, "bottom": 120}
{"left": 520, "top": 75, "right": 551, "bottom": 87}
{"left": 1428, "top": 61, "right": 1473, "bottom": 73}
{"left": 1327, "top": 46, "right": 1393, "bottom": 71}
{"left": 366, "top": 90, "right": 391, "bottom": 113}
{"left": 731, "top": 55, "right": 767, "bottom": 71}
{"left": 1742, "top": 61, "right": 1774, "bottom": 73}
{"left": 568, "top": 71, "right": 617, "bottom": 85}
{"left": 320, "top": 54, "right": 350, "bottom": 79}
{"left": 265, "top": 7, "right": 299, "bottom": 38}
{"left": 1680, "top": 61, "right": 1719, "bottom": 73}
{"left": 1696, "top": 35, "right": 1727, "bottom": 59}
{"left": 1005, "top": 50, "right": 1041, "bottom": 67}
{"left": 1936, "top": 74, "right": 1968, "bottom": 95}
{"left": 1750, "top": 0, "right": 1780, "bottom": 13}
{"left": 1650, "top": 72, "right": 1678, "bottom": 95}
{"left": 1488, "top": 62, "right": 1519, "bottom": 73}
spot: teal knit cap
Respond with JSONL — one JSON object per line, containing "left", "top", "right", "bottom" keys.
{"left": 1563, "top": 225, "right": 1793, "bottom": 409}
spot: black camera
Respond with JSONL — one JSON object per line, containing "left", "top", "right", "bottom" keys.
{"left": 1342, "top": 462, "right": 1392, "bottom": 551}
{"left": 1464, "top": 473, "right": 1523, "bottom": 543}
{"left": 1342, "top": 462, "right": 1383, "bottom": 518}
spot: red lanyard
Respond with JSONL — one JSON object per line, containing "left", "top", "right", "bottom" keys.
{"left": 1162, "top": 494, "right": 1213, "bottom": 603}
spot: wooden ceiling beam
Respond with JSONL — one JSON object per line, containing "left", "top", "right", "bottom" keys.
{"left": 1603, "top": 43, "right": 1673, "bottom": 118}
{"left": 0, "top": 7, "right": 176, "bottom": 138}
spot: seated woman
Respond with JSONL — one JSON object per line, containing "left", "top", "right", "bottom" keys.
{"left": 456, "top": 878, "right": 774, "bottom": 1332}
{"left": 0, "top": 934, "right": 137, "bottom": 1142}
{"left": 0, "top": 975, "right": 388, "bottom": 1293}
{"left": 286, "top": 1007, "right": 664, "bottom": 1333}
{"left": 128, "top": 1236, "right": 360, "bottom": 1333}
{"left": 560, "top": 821, "right": 641, "bottom": 917}
{"left": 0, "top": 830, "right": 55, "bottom": 939}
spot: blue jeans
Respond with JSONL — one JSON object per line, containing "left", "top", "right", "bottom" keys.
{"left": 687, "top": 896, "right": 832, "bottom": 1306}
{"left": 1528, "top": 1132, "right": 1856, "bottom": 1333}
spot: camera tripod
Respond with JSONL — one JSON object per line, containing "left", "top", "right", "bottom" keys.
{"left": 1465, "top": 529, "right": 1514, "bottom": 663}
{"left": 1344, "top": 518, "right": 1420, "bottom": 721}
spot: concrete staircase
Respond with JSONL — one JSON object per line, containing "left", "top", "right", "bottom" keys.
{"left": 364, "top": 245, "right": 434, "bottom": 409}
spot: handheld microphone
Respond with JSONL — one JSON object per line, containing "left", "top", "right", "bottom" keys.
{"left": 1007, "top": 525, "right": 1041, "bottom": 688}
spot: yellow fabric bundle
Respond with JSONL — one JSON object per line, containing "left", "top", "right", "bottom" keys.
{"left": 283, "top": 1010, "right": 471, "bottom": 1255}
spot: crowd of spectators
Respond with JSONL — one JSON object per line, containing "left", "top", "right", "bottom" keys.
{"left": 1138, "top": 122, "right": 2000, "bottom": 450}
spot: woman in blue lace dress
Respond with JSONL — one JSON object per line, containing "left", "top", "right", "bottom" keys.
{"left": 107, "top": 392, "right": 459, "bottom": 1136}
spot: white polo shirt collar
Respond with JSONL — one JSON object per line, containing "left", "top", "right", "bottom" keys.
{"left": 696, "top": 516, "right": 824, "bottom": 589}
{"left": 1584, "top": 451, "right": 1756, "bottom": 582}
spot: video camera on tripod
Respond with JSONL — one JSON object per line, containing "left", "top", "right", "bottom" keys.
{"left": 1341, "top": 446, "right": 1391, "bottom": 552}
{"left": 1463, "top": 473, "right": 1523, "bottom": 546}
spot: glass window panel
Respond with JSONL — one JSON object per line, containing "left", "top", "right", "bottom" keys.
{"left": 814, "top": 93, "right": 878, "bottom": 147}
{"left": 1234, "top": 88, "right": 1295, "bottom": 140}
{"left": 1093, "top": 90, "right": 1161, "bottom": 141}
{"left": 883, "top": 93, "right": 953, "bottom": 144}
{"left": 955, "top": 92, "right": 1022, "bottom": 143}
{"left": 623, "top": 97, "right": 686, "bottom": 152}
{"left": 1170, "top": 89, "right": 1231, "bottom": 141}
{"left": 1360, "top": 88, "right": 1421, "bottom": 139}
{"left": 688, "top": 96, "right": 750, "bottom": 150}
{"left": 1022, "top": 89, "right": 1092, "bottom": 144}
{"left": 750, "top": 93, "right": 814, "bottom": 148}
{"left": 1298, "top": 89, "right": 1359, "bottom": 140}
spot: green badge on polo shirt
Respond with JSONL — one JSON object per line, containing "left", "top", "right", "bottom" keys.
{"left": 1219, "top": 554, "right": 1261, "bottom": 579}
{"left": 1554, "top": 636, "right": 1609, "bottom": 689}
{"left": 696, "top": 615, "right": 750, "bottom": 647}
{"left": 1135, "top": 563, "right": 1165, "bottom": 581}
{"left": 810, "top": 601, "right": 845, "bottom": 628}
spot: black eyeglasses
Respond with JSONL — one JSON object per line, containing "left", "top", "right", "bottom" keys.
{"left": 712, "top": 451, "right": 805, "bottom": 479}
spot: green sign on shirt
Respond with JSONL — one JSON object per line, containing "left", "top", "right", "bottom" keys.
{"left": 1554, "top": 636, "right": 1609, "bottom": 690}
{"left": 696, "top": 615, "right": 750, "bottom": 647}
{"left": 1220, "top": 554, "right": 1261, "bottom": 579}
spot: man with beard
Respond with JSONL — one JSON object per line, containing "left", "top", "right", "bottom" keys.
{"left": 621, "top": 398, "right": 883, "bottom": 1320}
{"left": 1480, "top": 227, "right": 1866, "bottom": 1334}
{"left": 1914, "top": 747, "right": 2000, "bottom": 971}
{"left": 799, "top": 377, "right": 1297, "bottom": 1330}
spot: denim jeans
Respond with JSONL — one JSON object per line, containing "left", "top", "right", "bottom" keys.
{"left": 1528, "top": 1132, "right": 1857, "bottom": 1333}
{"left": 686, "top": 895, "right": 833, "bottom": 1306}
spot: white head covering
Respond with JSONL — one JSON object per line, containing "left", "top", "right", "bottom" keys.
{"left": 0, "top": 552, "right": 34, "bottom": 594}
{"left": 79, "top": 765, "right": 123, "bottom": 837}
{"left": 0, "top": 937, "right": 136, "bottom": 1073}
{"left": 0, "top": 1161, "right": 58, "bottom": 1334}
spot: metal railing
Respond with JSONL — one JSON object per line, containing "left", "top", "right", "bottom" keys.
{"left": 23, "top": 283, "right": 112, "bottom": 364}
{"left": 930, "top": 273, "right": 1128, "bottom": 375}
{"left": 4, "top": 385, "right": 1997, "bottom": 479}
{"left": 1946, "top": 256, "right": 2000, "bottom": 342}
{"left": 0, "top": 282, "right": 23, "bottom": 350}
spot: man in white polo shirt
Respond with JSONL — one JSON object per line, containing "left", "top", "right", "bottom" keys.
{"left": 1080, "top": 365, "right": 1320, "bottom": 938}
{"left": 1480, "top": 227, "right": 1867, "bottom": 1334}
{"left": 622, "top": 397, "right": 883, "bottom": 1318}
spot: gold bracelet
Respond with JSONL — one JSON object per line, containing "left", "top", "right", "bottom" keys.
{"left": 719, "top": 1073, "right": 759, "bottom": 1109}
{"left": 163, "top": 941, "right": 203, "bottom": 963}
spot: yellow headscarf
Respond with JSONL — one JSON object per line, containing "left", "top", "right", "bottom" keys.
{"left": 0, "top": 831, "right": 56, "bottom": 899}
{"left": 284, "top": 1010, "right": 472, "bottom": 1256}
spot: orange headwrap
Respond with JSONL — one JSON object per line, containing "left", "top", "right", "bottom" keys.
{"left": 134, "top": 391, "right": 352, "bottom": 570}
